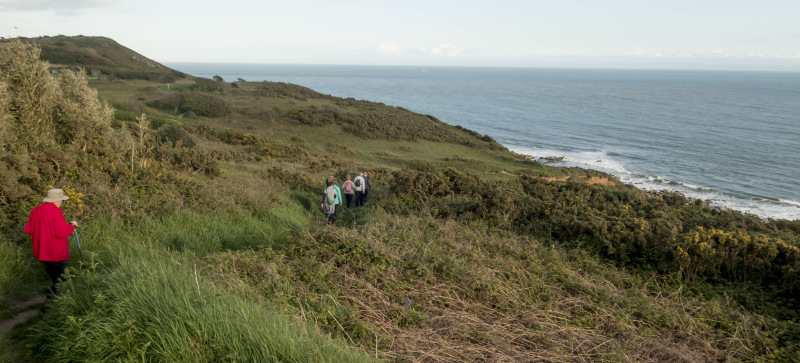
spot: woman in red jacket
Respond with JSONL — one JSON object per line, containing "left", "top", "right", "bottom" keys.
{"left": 25, "top": 189, "right": 78, "bottom": 298}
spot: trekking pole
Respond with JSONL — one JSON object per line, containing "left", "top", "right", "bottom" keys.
{"left": 71, "top": 219, "right": 83, "bottom": 260}
{"left": 8, "top": 256, "right": 34, "bottom": 295}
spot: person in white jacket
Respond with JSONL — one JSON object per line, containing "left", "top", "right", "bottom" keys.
{"left": 353, "top": 172, "right": 366, "bottom": 207}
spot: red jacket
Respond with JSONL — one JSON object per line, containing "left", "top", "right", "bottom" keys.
{"left": 25, "top": 203, "right": 74, "bottom": 262}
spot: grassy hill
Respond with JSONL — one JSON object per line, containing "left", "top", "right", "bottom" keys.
{"left": 0, "top": 35, "right": 186, "bottom": 82}
{"left": 1, "top": 37, "right": 799, "bottom": 362}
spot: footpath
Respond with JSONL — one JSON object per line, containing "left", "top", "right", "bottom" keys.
{"left": 0, "top": 293, "right": 46, "bottom": 335}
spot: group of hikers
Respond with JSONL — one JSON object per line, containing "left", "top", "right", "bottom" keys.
{"left": 322, "top": 172, "right": 371, "bottom": 224}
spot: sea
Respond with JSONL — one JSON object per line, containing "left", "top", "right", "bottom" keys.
{"left": 165, "top": 63, "right": 800, "bottom": 221}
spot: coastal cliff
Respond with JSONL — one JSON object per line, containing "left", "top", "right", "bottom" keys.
{"left": 1, "top": 37, "right": 799, "bottom": 362}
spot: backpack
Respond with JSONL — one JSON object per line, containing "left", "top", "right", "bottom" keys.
{"left": 325, "top": 186, "right": 337, "bottom": 204}
{"left": 354, "top": 178, "right": 361, "bottom": 187}
{"left": 344, "top": 182, "right": 353, "bottom": 193}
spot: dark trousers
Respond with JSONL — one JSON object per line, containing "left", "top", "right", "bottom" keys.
{"left": 345, "top": 194, "right": 353, "bottom": 208}
{"left": 41, "top": 260, "right": 68, "bottom": 298}
{"left": 355, "top": 191, "right": 364, "bottom": 207}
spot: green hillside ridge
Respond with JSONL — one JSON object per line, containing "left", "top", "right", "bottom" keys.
{"left": 0, "top": 35, "right": 186, "bottom": 82}
{"left": 1, "top": 38, "right": 800, "bottom": 362}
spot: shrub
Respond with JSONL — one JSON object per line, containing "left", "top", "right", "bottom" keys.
{"left": 674, "top": 227, "right": 800, "bottom": 284}
{"left": 145, "top": 92, "right": 182, "bottom": 112}
{"left": 285, "top": 106, "right": 337, "bottom": 126}
{"left": 158, "top": 125, "right": 195, "bottom": 148}
{"left": 179, "top": 91, "right": 229, "bottom": 117}
{"left": 255, "top": 81, "right": 330, "bottom": 100}
{"left": 189, "top": 77, "right": 225, "bottom": 93}
{"left": 0, "top": 41, "right": 121, "bottom": 234}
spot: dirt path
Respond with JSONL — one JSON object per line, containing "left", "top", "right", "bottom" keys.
{"left": 0, "top": 293, "right": 46, "bottom": 335}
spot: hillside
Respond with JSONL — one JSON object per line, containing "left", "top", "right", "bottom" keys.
{"left": 1, "top": 37, "right": 800, "bottom": 362}
{"left": 0, "top": 35, "right": 187, "bottom": 82}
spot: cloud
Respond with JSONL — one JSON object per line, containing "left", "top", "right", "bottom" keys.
{"left": 376, "top": 41, "right": 403, "bottom": 55}
{"left": 0, "top": 0, "right": 116, "bottom": 14}
{"left": 625, "top": 49, "right": 800, "bottom": 60}
{"left": 430, "top": 44, "right": 462, "bottom": 57}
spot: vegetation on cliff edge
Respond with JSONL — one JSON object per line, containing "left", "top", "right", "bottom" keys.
{"left": 1, "top": 39, "right": 799, "bottom": 362}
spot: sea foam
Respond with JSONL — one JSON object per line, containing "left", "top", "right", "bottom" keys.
{"left": 512, "top": 147, "right": 800, "bottom": 221}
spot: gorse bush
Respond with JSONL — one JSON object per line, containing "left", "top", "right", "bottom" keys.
{"left": 674, "top": 226, "right": 800, "bottom": 283}
{"left": 0, "top": 41, "right": 123, "bottom": 238}
{"left": 286, "top": 105, "right": 338, "bottom": 126}
{"left": 0, "top": 41, "right": 115, "bottom": 153}
{"left": 145, "top": 92, "right": 183, "bottom": 112}
{"left": 255, "top": 81, "right": 331, "bottom": 100}
{"left": 179, "top": 90, "right": 229, "bottom": 117}
{"left": 190, "top": 126, "right": 312, "bottom": 162}
{"left": 158, "top": 124, "right": 195, "bottom": 148}
{"left": 385, "top": 168, "right": 800, "bottom": 295}
{"left": 187, "top": 77, "right": 225, "bottom": 93}
{"left": 0, "top": 41, "right": 239, "bottom": 236}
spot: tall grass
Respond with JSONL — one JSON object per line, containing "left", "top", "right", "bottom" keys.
{"left": 22, "top": 211, "right": 379, "bottom": 362}
{"left": 203, "top": 211, "right": 778, "bottom": 361}
{"left": 0, "top": 242, "right": 45, "bottom": 300}
{"left": 77, "top": 206, "right": 305, "bottom": 261}
{"left": 27, "top": 252, "right": 377, "bottom": 362}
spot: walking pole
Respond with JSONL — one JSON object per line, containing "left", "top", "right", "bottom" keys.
{"left": 71, "top": 219, "right": 82, "bottom": 260}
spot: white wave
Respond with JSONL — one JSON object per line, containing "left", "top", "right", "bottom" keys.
{"left": 510, "top": 147, "right": 631, "bottom": 175}
{"left": 779, "top": 199, "right": 800, "bottom": 208}
{"left": 510, "top": 146, "right": 800, "bottom": 221}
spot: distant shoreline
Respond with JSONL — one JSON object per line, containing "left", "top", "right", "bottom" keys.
{"left": 517, "top": 152, "right": 800, "bottom": 221}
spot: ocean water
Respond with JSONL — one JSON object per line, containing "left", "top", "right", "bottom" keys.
{"left": 166, "top": 63, "right": 800, "bottom": 221}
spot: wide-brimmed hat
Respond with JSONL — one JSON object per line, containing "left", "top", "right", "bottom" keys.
{"left": 43, "top": 189, "right": 69, "bottom": 202}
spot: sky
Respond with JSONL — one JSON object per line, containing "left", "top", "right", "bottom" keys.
{"left": 1, "top": 0, "right": 799, "bottom": 71}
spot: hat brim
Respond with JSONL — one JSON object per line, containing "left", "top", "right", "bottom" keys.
{"left": 43, "top": 196, "right": 69, "bottom": 202}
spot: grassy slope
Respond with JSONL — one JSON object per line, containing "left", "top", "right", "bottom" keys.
{"left": 0, "top": 36, "right": 186, "bottom": 82}
{"left": 1, "top": 38, "right": 799, "bottom": 362}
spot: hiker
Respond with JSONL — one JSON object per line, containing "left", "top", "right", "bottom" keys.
{"left": 353, "top": 172, "right": 366, "bottom": 207}
{"left": 322, "top": 179, "right": 339, "bottom": 224}
{"left": 24, "top": 189, "right": 78, "bottom": 299}
{"left": 363, "top": 172, "right": 372, "bottom": 204}
{"left": 342, "top": 175, "right": 355, "bottom": 209}
{"left": 329, "top": 176, "right": 343, "bottom": 211}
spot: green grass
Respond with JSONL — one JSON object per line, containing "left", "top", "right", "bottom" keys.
{"left": 14, "top": 212, "right": 378, "bottom": 362}
{"left": 27, "top": 248, "right": 377, "bottom": 362}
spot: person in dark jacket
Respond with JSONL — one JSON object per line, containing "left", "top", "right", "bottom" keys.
{"left": 353, "top": 173, "right": 366, "bottom": 207}
{"left": 363, "top": 172, "right": 372, "bottom": 203}
{"left": 25, "top": 189, "right": 78, "bottom": 298}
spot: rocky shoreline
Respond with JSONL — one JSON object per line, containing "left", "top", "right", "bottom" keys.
{"left": 523, "top": 152, "right": 710, "bottom": 207}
